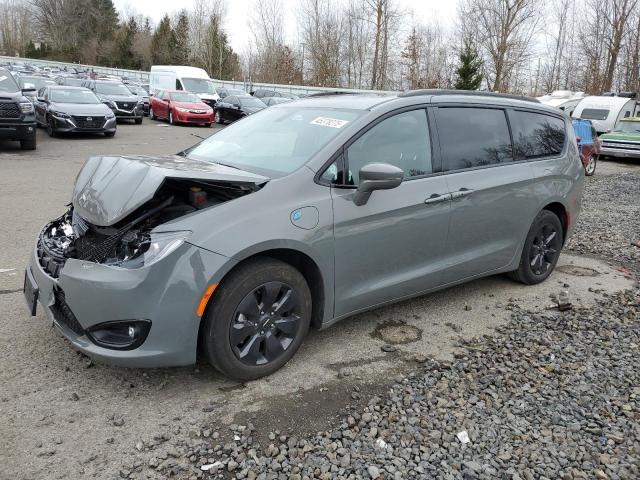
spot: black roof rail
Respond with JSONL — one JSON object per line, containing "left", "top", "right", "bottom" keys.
{"left": 399, "top": 89, "right": 540, "bottom": 103}
{"left": 306, "top": 91, "right": 364, "bottom": 97}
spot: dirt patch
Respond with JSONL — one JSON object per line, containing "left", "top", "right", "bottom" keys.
{"left": 556, "top": 265, "right": 600, "bottom": 277}
{"left": 370, "top": 320, "right": 422, "bottom": 345}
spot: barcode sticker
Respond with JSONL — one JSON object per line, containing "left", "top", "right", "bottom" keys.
{"left": 310, "top": 117, "right": 349, "bottom": 128}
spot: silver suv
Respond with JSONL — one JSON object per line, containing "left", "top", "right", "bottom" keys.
{"left": 25, "top": 91, "right": 584, "bottom": 380}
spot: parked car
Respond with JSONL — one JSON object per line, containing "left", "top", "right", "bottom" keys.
{"left": 149, "top": 90, "right": 214, "bottom": 126}
{"left": 213, "top": 95, "right": 266, "bottom": 123}
{"left": 0, "top": 67, "right": 37, "bottom": 150}
{"left": 25, "top": 91, "right": 583, "bottom": 380}
{"left": 150, "top": 65, "right": 219, "bottom": 107}
{"left": 598, "top": 117, "right": 640, "bottom": 159}
{"left": 17, "top": 75, "right": 56, "bottom": 103}
{"left": 56, "top": 77, "right": 86, "bottom": 87}
{"left": 572, "top": 119, "right": 600, "bottom": 175}
{"left": 262, "top": 96, "right": 293, "bottom": 106}
{"left": 573, "top": 95, "right": 639, "bottom": 134}
{"left": 252, "top": 88, "right": 299, "bottom": 100}
{"left": 82, "top": 79, "right": 144, "bottom": 124}
{"left": 126, "top": 84, "right": 150, "bottom": 115}
{"left": 215, "top": 87, "right": 246, "bottom": 99}
{"left": 34, "top": 86, "right": 116, "bottom": 137}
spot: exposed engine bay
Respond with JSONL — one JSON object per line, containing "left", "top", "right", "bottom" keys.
{"left": 38, "top": 178, "right": 259, "bottom": 278}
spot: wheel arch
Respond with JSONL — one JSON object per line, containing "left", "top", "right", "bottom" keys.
{"left": 541, "top": 201, "right": 568, "bottom": 244}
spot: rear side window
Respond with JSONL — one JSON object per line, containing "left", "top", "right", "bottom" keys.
{"left": 510, "top": 111, "right": 566, "bottom": 159}
{"left": 581, "top": 108, "right": 609, "bottom": 121}
{"left": 436, "top": 107, "right": 513, "bottom": 171}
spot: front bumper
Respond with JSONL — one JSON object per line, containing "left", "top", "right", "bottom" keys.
{"left": 28, "top": 237, "right": 237, "bottom": 367}
{"left": 106, "top": 104, "right": 144, "bottom": 120}
{"left": 600, "top": 146, "right": 640, "bottom": 159}
{"left": 173, "top": 110, "right": 214, "bottom": 124}
{"left": 51, "top": 115, "right": 117, "bottom": 134}
{"left": 0, "top": 121, "right": 36, "bottom": 140}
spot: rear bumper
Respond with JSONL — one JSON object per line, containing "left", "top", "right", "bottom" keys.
{"left": 0, "top": 121, "right": 36, "bottom": 140}
{"left": 28, "top": 236, "right": 237, "bottom": 368}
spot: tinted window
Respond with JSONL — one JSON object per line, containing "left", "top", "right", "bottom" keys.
{"left": 436, "top": 107, "right": 512, "bottom": 170}
{"left": 347, "top": 109, "right": 432, "bottom": 183}
{"left": 510, "top": 111, "right": 565, "bottom": 159}
{"left": 581, "top": 108, "right": 609, "bottom": 121}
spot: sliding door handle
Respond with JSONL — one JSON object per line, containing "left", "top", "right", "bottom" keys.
{"left": 424, "top": 193, "right": 451, "bottom": 205}
{"left": 451, "top": 188, "right": 474, "bottom": 200}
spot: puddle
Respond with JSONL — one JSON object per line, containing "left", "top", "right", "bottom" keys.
{"left": 556, "top": 265, "right": 600, "bottom": 277}
{"left": 371, "top": 320, "right": 422, "bottom": 345}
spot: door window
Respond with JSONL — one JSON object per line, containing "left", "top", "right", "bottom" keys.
{"left": 509, "top": 110, "right": 566, "bottom": 159}
{"left": 436, "top": 107, "right": 513, "bottom": 171}
{"left": 176, "top": 79, "right": 183, "bottom": 90}
{"left": 346, "top": 109, "right": 432, "bottom": 184}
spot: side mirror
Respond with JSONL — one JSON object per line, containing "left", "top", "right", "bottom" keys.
{"left": 353, "top": 163, "right": 403, "bottom": 206}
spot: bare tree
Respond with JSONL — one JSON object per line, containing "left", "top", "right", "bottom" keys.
{"left": 459, "top": 0, "right": 540, "bottom": 92}
{"left": 0, "top": 0, "right": 32, "bottom": 56}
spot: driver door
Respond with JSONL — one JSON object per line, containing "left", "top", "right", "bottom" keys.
{"left": 34, "top": 88, "right": 48, "bottom": 124}
{"left": 330, "top": 108, "right": 452, "bottom": 317}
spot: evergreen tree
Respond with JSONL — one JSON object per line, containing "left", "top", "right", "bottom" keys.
{"left": 114, "top": 17, "right": 140, "bottom": 69}
{"left": 455, "top": 39, "right": 483, "bottom": 90}
{"left": 173, "top": 10, "right": 190, "bottom": 64}
{"left": 151, "top": 14, "right": 177, "bottom": 65}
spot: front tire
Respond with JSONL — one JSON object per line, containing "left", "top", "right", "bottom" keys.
{"left": 150, "top": 107, "right": 157, "bottom": 120}
{"left": 168, "top": 110, "right": 174, "bottom": 125}
{"left": 104, "top": 131, "right": 116, "bottom": 138}
{"left": 201, "top": 258, "right": 312, "bottom": 380}
{"left": 214, "top": 110, "right": 223, "bottom": 124}
{"left": 585, "top": 154, "right": 597, "bottom": 176}
{"left": 135, "top": 117, "right": 142, "bottom": 125}
{"left": 509, "top": 210, "right": 563, "bottom": 285}
{"left": 46, "top": 116, "right": 56, "bottom": 137}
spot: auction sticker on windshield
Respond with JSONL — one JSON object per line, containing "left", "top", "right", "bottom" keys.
{"left": 311, "top": 117, "right": 349, "bottom": 128}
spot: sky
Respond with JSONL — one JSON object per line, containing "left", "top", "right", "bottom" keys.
{"left": 112, "top": 0, "right": 459, "bottom": 55}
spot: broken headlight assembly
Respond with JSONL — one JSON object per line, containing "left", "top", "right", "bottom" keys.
{"left": 103, "top": 230, "right": 190, "bottom": 269}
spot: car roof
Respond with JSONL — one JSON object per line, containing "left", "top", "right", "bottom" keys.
{"left": 49, "top": 86, "right": 88, "bottom": 90}
{"left": 577, "top": 96, "right": 635, "bottom": 108}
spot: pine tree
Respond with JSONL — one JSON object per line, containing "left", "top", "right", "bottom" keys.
{"left": 173, "top": 10, "right": 190, "bottom": 64}
{"left": 114, "top": 17, "right": 140, "bottom": 69}
{"left": 151, "top": 14, "right": 177, "bottom": 65}
{"left": 455, "top": 39, "right": 483, "bottom": 90}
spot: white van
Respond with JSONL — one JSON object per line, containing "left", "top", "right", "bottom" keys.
{"left": 573, "top": 96, "right": 639, "bottom": 134}
{"left": 149, "top": 66, "right": 219, "bottom": 105}
{"left": 537, "top": 90, "right": 584, "bottom": 117}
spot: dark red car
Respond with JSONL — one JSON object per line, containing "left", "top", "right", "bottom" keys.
{"left": 572, "top": 119, "right": 601, "bottom": 176}
{"left": 149, "top": 90, "right": 214, "bottom": 126}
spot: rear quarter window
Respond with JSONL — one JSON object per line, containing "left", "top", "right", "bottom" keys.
{"left": 509, "top": 111, "right": 565, "bottom": 159}
{"left": 581, "top": 108, "right": 609, "bottom": 121}
{"left": 435, "top": 107, "right": 513, "bottom": 171}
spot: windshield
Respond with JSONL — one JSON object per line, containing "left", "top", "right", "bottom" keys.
{"left": 95, "top": 82, "right": 133, "bottom": 95}
{"left": 128, "top": 86, "right": 148, "bottom": 96}
{"left": 171, "top": 92, "right": 201, "bottom": 102}
{"left": 62, "top": 78, "right": 85, "bottom": 87}
{"left": 0, "top": 71, "right": 19, "bottom": 92}
{"left": 182, "top": 77, "right": 216, "bottom": 94}
{"left": 185, "top": 107, "right": 362, "bottom": 175}
{"left": 50, "top": 88, "right": 100, "bottom": 104}
{"left": 581, "top": 108, "right": 610, "bottom": 121}
{"left": 21, "top": 77, "right": 55, "bottom": 89}
{"left": 615, "top": 121, "right": 640, "bottom": 133}
{"left": 239, "top": 96, "right": 266, "bottom": 108}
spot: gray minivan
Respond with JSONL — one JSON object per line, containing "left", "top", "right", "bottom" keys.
{"left": 25, "top": 91, "right": 584, "bottom": 380}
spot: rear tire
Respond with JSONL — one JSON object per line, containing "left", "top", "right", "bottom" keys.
{"left": 585, "top": 154, "right": 597, "bottom": 176}
{"left": 509, "top": 210, "right": 563, "bottom": 285}
{"left": 20, "top": 133, "right": 36, "bottom": 150}
{"left": 201, "top": 258, "right": 312, "bottom": 381}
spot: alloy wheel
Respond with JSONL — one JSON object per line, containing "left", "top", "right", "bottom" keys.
{"left": 215, "top": 111, "right": 221, "bottom": 124}
{"left": 585, "top": 155, "right": 596, "bottom": 175}
{"left": 529, "top": 223, "right": 561, "bottom": 276}
{"left": 230, "top": 282, "right": 301, "bottom": 366}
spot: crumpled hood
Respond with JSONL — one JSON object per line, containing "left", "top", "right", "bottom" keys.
{"left": 72, "top": 155, "right": 269, "bottom": 226}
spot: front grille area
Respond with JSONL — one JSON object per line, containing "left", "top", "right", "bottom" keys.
{"left": 0, "top": 102, "right": 20, "bottom": 119}
{"left": 72, "top": 115, "right": 105, "bottom": 129}
{"left": 116, "top": 101, "right": 134, "bottom": 111}
{"left": 50, "top": 288, "right": 84, "bottom": 336}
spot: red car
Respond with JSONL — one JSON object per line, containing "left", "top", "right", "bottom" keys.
{"left": 149, "top": 90, "right": 214, "bottom": 126}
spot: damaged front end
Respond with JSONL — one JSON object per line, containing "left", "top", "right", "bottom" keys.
{"left": 38, "top": 176, "right": 260, "bottom": 278}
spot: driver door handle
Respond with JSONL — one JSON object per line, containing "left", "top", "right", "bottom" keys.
{"left": 424, "top": 193, "right": 451, "bottom": 205}
{"left": 450, "top": 188, "right": 474, "bottom": 200}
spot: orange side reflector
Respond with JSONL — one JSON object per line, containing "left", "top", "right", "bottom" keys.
{"left": 197, "top": 284, "right": 218, "bottom": 317}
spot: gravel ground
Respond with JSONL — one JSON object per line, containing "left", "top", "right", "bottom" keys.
{"left": 137, "top": 289, "right": 638, "bottom": 480}
{"left": 567, "top": 166, "right": 640, "bottom": 273}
